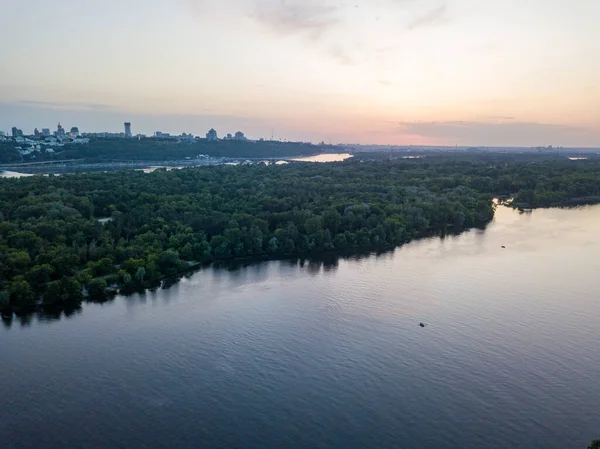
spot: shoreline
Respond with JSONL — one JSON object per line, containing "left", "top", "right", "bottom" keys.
{"left": 0, "top": 225, "right": 482, "bottom": 316}
{"left": 4, "top": 200, "right": 600, "bottom": 317}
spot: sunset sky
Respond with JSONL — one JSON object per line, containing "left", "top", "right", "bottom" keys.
{"left": 1, "top": 0, "right": 599, "bottom": 146}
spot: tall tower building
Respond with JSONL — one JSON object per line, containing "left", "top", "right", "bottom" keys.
{"left": 206, "top": 128, "right": 218, "bottom": 141}
{"left": 56, "top": 123, "right": 65, "bottom": 137}
{"left": 124, "top": 122, "right": 132, "bottom": 138}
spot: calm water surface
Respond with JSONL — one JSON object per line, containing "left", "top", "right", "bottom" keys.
{"left": 0, "top": 170, "right": 34, "bottom": 178}
{"left": 2, "top": 206, "right": 600, "bottom": 449}
{"left": 292, "top": 153, "right": 353, "bottom": 162}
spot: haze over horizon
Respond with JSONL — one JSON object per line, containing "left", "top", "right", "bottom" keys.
{"left": 1, "top": 0, "right": 599, "bottom": 147}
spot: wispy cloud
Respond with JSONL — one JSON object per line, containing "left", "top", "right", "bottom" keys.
{"left": 486, "top": 116, "right": 516, "bottom": 121}
{"left": 19, "top": 100, "right": 113, "bottom": 111}
{"left": 251, "top": 0, "right": 340, "bottom": 40}
{"left": 248, "top": 0, "right": 360, "bottom": 66}
{"left": 407, "top": 4, "right": 450, "bottom": 30}
{"left": 327, "top": 45, "right": 355, "bottom": 65}
{"left": 397, "top": 120, "right": 593, "bottom": 146}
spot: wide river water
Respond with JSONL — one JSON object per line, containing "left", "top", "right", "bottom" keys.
{"left": 1, "top": 205, "right": 599, "bottom": 449}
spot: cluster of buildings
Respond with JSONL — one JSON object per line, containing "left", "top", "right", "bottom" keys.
{"left": 0, "top": 122, "right": 91, "bottom": 156}
{"left": 9, "top": 123, "right": 81, "bottom": 140}
{"left": 1, "top": 122, "right": 253, "bottom": 158}
{"left": 153, "top": 129, "right": 247, "bottom": 142}
{"left": 206, "top": 128, "right": 247, "bottom": 142}
{"left": 83, "top": 122, "right": 135, "bottom": 138}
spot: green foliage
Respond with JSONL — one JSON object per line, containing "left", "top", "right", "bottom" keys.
{"left": 10, "top": 279, "right": 36, "bottom": 307}
{"left": 588, "top": 440, "right": 600, "bottom": 449}
{"left": 1, "top": 153, "right": 599, "bottom": 309}
{"left": 135, "top": 267, "right": 146, "bottom": 283}
{"left": 87, "top": 279, "right": 107, "bottom": 298}
{"left": 43, "top": 277, "right": 83, "bottom": 305}
{"left": 0, "top": 290, "right": 10, "bottom": 309}
{"left": 76, "top": 269, "right": 93, "bottom": 286}
{"left": 1, "top": 137, "right": 338, "bottom": 163}
{"left": 88, "top": 258, "right": 115, "bottom": 277}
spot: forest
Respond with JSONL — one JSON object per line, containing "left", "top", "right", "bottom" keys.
{"left": 0, "top": 137, "right": 340, "bottom": 163}
{"left": 1, "top": 153, "right": 600, "bottom": 310}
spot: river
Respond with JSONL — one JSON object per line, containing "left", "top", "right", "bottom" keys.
{"left": 0, "top": 170, "right": 35, "bottom": 178}
{"left": 291, "top": 153, "right": 353, "bottom": 162}
{"left": 1, "top": 205, "right": 599, "bottom": 449}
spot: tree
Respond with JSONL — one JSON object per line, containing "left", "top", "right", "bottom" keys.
{"left": 87, "top": 279, "right": 107, "bottom": 298}
{"left": 333, "top": 233, "right": 347, "bottom": 249}
{"left": 2, "top": 151, "right": 600, "bottom": 306}
{"left": 44, "top": 282, "right": 64, "bottom": 305}
{"left": 322, "top": 209, "right": 342, "bottom": 234}
{"left": 7, "top": 251, "right": 31, "bottom": 273}
{"left": 0, "top": 291, "right": 10, "bottom": 309}
{"left": 268, "top": 237, "right": 279, "bottom": 253}
{"left": 304, "top": 217, "right": 322, "bottom": 235}
{"left": 588, "top": 440, "right": 600, "bottom": 449}
{"left": 124, "top": 258, "right": 144, "bottom": 275}
{"left": 60, "top": 277, "right": 83, "bottom": 301}
{"left": 158, "top": 250, "right": 183, "bottom": 276}
{"left": 44, "top": 277, "right": 82, "bottom": 305}
{"left": 210, "top": 235, "right": 230, "bottom": 258}
{"left": 10, "top": 279, "right": 36, "bottom": 307}
{"left": 323, "top": 229, "right": 333, "bottom": 250}
{"left": 122, "top": 273, "right": 133, "bottom": 286}
{"left": 89, "top": 258, "right": 114, "bottom": 277}
{"left": 26, "top": 264, "right": 54, "bottom": 291}
{"left": 135, "top": 267, "right": 146, "bottom": 283}
{"left": 76, "top": 269, "right": 93, "bottom": 286}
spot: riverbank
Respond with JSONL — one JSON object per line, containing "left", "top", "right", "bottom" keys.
{"left": 2, "top": 154, "right": 599, "bottom": 312}
{"left": 3, "top": 203, "right": 600, "bottom": 449}
{"left": 0, "top": 229, "right": 468, "bottom": 315}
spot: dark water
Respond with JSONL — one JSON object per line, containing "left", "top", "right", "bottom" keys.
{"left": 2, "top": 206, "right": 600, "bottom": 449}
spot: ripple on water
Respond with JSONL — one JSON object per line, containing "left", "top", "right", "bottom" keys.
{"left": 1, "top": 206, "right": 600, "bottom": 449}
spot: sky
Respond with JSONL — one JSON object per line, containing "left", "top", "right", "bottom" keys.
{"left": 1, "top": 0, "right": 599, "bottom": 146}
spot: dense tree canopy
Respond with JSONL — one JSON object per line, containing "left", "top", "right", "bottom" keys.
{"left": 1, "top": 153, "right": 599, "bottom": 309}
{"left": 0, "top": 138, "right": 340, "bottom": 163}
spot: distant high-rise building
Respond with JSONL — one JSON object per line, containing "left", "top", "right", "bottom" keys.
{"left": 11, "top": 127, "right": 23, "bottom": 138}
{"left": 56, "top": 123, "right": 65, "bottom": 137}
{"left": 206, "top": 128, "right": 218, "bottom": 141}
{"left": 234, "top": 131, "right": 246, "bottom": 141}
{"left": 124, "top": 122, "right": 132, "bottom": 138}
{"left": 70, "top": 127, "right": 80, "bottom": 137}
{"left": 42, "top": 128, "right": 51, "bottom": 137}
{"left": 34, "top": 128, "right": 41, "bottom": 137}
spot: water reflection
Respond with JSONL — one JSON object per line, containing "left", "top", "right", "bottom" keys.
{"left": 1, "top": 312, "right": 13, "bottom": 329}
{"left": 0, "top": 170, "right": 35, "bottom": 178}
{"left": 1, "top": 303, "right": 84, "bottom": 329}
{"left": 291, "top": 153, "right": 353, "bottom": 163}
{"left": 0, "top": 200, "right": 585, "bottom": 329}
{"left": 2, "top": 206, "right": 600, "bottom": 449}
{"left": 0, "top": 249, "right": 394, "bottom": 328}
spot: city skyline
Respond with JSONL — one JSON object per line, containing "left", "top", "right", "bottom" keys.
{"left": 2, "top": 121, "right": 256, "bottom": 141}
{"left": 1, "top": 0, "right": 599, "bottom": 147}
